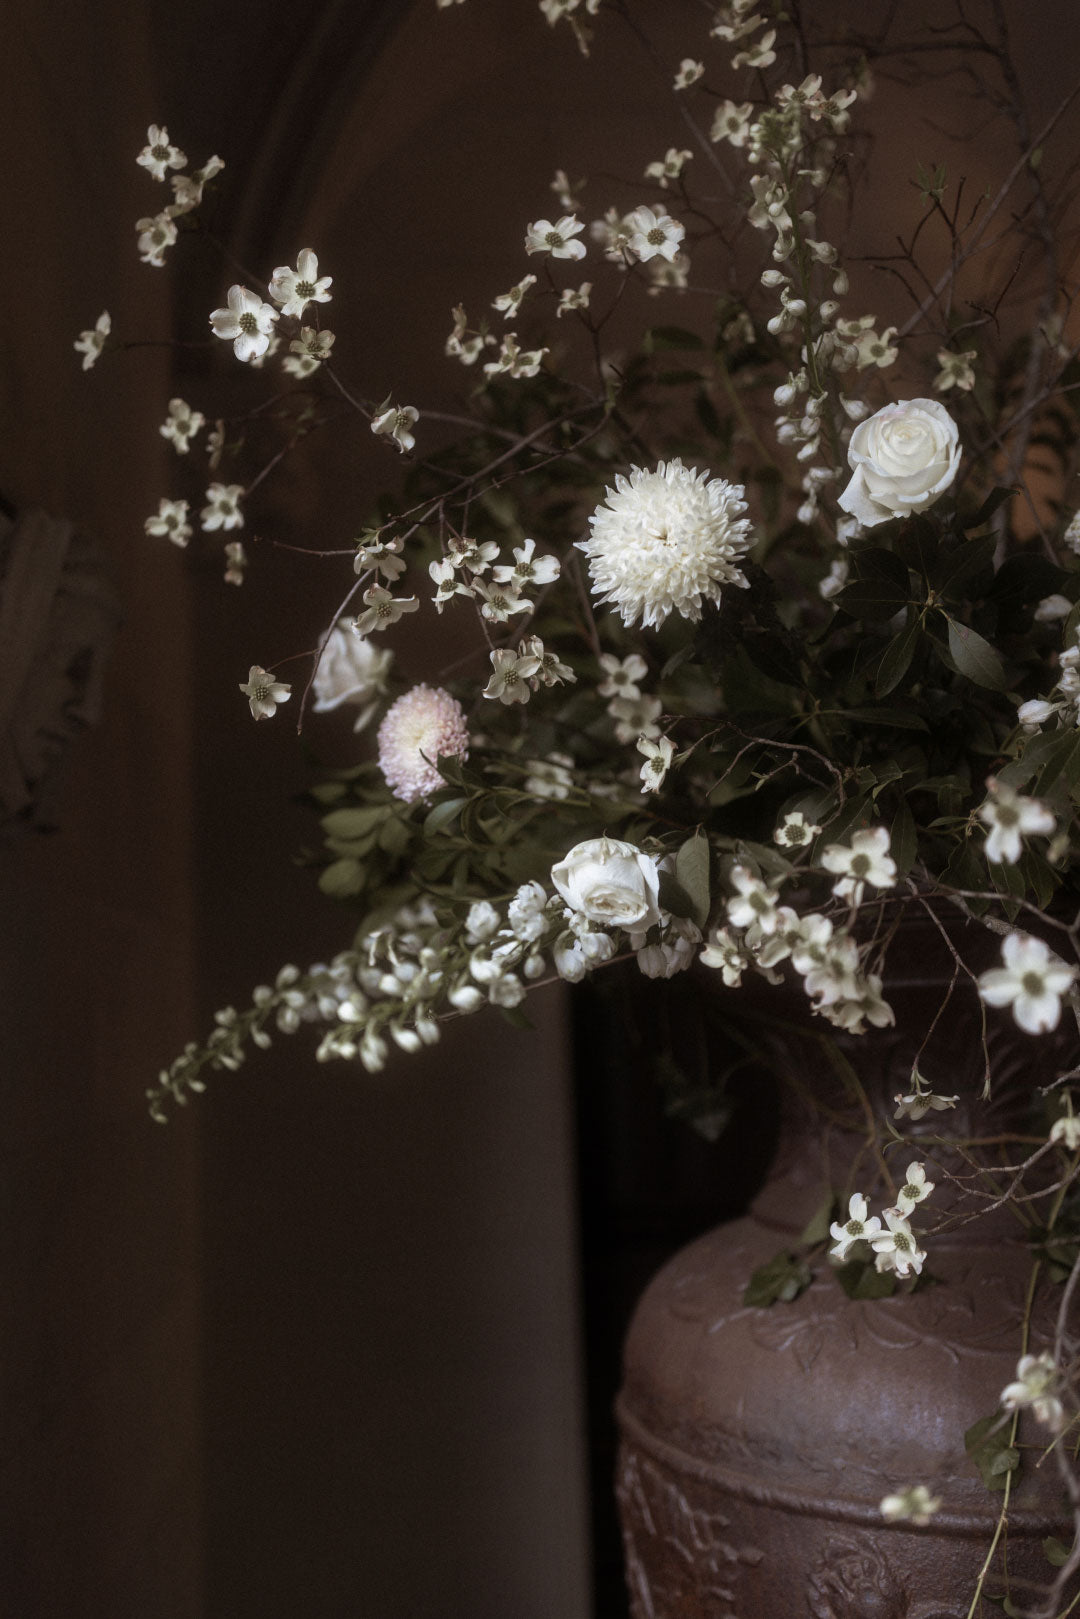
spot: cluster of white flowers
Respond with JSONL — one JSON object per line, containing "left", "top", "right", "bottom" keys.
{"left": 829, "top": 1163, "right": 934, "bottom": 1279}
{"left": 1018, "top": 631, "right": 1080, "bottom": 733}
{"left": 702, "top": 870, "right": 895, "bottom": 1036}
{"left": 209, "top": 248, "right": 334, "bottom": 370}
{"left": 1000, "top": 1351, "right": 1065, "bottom": 1432}
{"left": 430, "top": 534, "right": 560, "bottom": 625}
{"left": 133, "top": 127, "right": 224, "bottom": 269}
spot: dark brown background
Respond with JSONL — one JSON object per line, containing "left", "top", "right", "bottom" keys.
{"left": 4, "top": 2, "right": 1079, "bottom": 1615}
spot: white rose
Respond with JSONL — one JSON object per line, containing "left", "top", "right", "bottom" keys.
{"left": 837, "top": 398, "right": 960, "bottom": 528}
{"left": 551, "top": 836, "right": 662, "bottom": 931}
{"left": 312, "top": 620, "right": 393, "bottom": 730}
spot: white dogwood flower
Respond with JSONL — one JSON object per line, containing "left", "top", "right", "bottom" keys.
{"left": 1000, "top": 1352, "right": 1064, "bottom": 1431}
{"left": 209, "top": 285, "right": 279, "bottom": 362}
{"left": 371, "top": 401, "right": 419, "bottom": 453}
{"left": 893, "top": 1162, "right": 934, "bottom": 1215}
{"left": 828, "top": 1193, "right": 882, "bottom": 1261}
{"left": 137, "top": 124, "right": 187, "bottom": 181}
{"left": 880, "top": 1486, "right": 941, "bottom": 1525}
{"left": 627, "top": 205, "right": 685, "bottom": 263}
{"left": 144, "top": 498, "right": 192, "bottom": 547}
{"left": 821, "top": 826, "right": 897, "bottom": 906}
{"left": 136, "top": 212, "right": 178, "bottom": 267}
{"left": 525, "top": 215, "right": 587, "bottom": 259}
{"left": 978, "top": 932, "right": 1078, "bottom": 1034}
{"left": 160, "top": 398, "right": 205, "bottom": 454}
{"left": 239, "top": 665, "right": 291, "bottom": 721}
{"left": 268, "top": 249, "right": 332, "bottom": 317}
{"left": 977, "top": 777, "right": 1055, "bottom": 865}
{"left": 74, "top": 311, "right": 110, "bottom": 370}
{"left": 200, "top": 483, "right": 244, "bottom": 532}
{"left": 871, "top": 1209, "right": 926, "bottom": 1277}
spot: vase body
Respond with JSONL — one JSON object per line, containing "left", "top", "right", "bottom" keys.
{"left": 615, "top": 921, "right": 1077, "bottom": 1617}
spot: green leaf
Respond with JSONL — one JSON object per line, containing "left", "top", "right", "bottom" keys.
{"left": 890, "top": 798, "right": 918, "bottom": 876}
{"left": 836, "top": 579, "right": 910, "bottom": 621}
{"left": 839, "top": 706, "right": 928, "bottom": 732}
{"left": 934, "top": 534, "right": 996, "bottom": 599}
{"left": 1043, "top": 1536, "right": 1073, "bottom": 1568}
{"left": 320, "top": 805, "right": 389, "bottom": 839}
{"left": 1035, "top": 728, "right": 1080, "bottom": 796}
{"left": 378, "top": 816, "right": 412, "bottom": 855}
{"left": 875, "top": 614, "right": 922, "bottom": 696}
{"left": 743, "top": 1251, "right": 812, "bottom": 1307}
{"left": 988, "top": 552, "right": 1067, "bottom": 605}
{"left": 896, "top": 516, "right": 939, "bottom": 577}
{"left": 674, "top": 830, "right": 712, "bottom": 930}
{"left": 318, "top": 857, "right": 367, "bottom": 898}
{"left": 423, "top": 797, "right": 469, "bottom": 836}
{"left": 834, "top": 1259, "right": 896, "bottom": 1299}
{"left": 946, "top": 617, "right": 1007, "bottom": 689}
{"left": 965, "top": 485, "right": 1016, "bottom": 530}
{"left": 964, "top": 1412, "right": 1020, "bottom": 1492}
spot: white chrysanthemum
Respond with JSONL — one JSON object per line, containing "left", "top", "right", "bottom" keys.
{"left": 377, "top": 685, "right": 470, "bottom": 804}
{"left": 578, "top": 458, "right": 753, "bottom": 630}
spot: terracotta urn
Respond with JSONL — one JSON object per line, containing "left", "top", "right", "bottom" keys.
{"left": 616, "top": 914, "right": 1078, "bottom": 1617}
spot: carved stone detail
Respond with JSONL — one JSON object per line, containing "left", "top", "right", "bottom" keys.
{"left": 806, "top": 1535, "right": 906, "bottom": 1619}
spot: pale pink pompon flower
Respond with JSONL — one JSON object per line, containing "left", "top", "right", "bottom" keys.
{"left": 377, "top": 684, "right": 470, "bottom": 803}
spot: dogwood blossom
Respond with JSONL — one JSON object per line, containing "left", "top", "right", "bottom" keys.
{"left": 893, "top": 1162, "right": 934, "bottom": 1215}
{"left": 223, "top": 541, "right": 247, "bottom": 585}
{"left": 871, "top": 1209, "right": 926, "bottom": 1277}
{"left": 525, "top": 754, "right": 575, "bottom": 799}
{"left": 773, "top": 811, "right": 820, "bottom": 848}
{"left": 977, "top": 777, "right": 1055, "bottom": 864}
{"left": 597, "top": 653, "right": 648, "bottom": 699}
{"left": 200, "top": 483, "right": 244, "bottom": 531}
{"left": 638, "top": 734, "right": 675, "bottom": 792}
{"left": 711, "top": 100, "right": 755, "bottom": 146}
{"left": 626, "top": 205, "right": 685, "bottom": 263}
{"left": 673, "top": 59, "right": 704, "bottom": 89}
{"left": 492, "top": 275, "right": 537, "bottom": 317}
{"left": 136, "top": 213, "right": 178, "bottom": 267}
{"left": 524, "top": 215, "right": 587, "bottom": 259}
{"left": 828, "top": 1194, "right": 882, "bottom": 1261}
{"left": 978, "top": 932, "right": 1078, "bottom": 1034}
{"left": 484, "top": 646, "right": 542, "bottom": 703}
{"left": 644, "top": 149, "right": 692, "bottom": 187}
{"left": 74, "top": 311, "right": 111, "bottom": 371}
{"left": 556, "top": 283, "right": 592, "bottom": 316}
{"left": 268, "top": 249, "right": 332, "bottom": 317}
{"left": 137, "top": 124, "right": 187, "bottom": 181}
{"left": 239, "top": 665, "right": 291, "bottom": 721}
{"left": 880, "top": 1486, "right": 941, "bottom": 1526}
{"left": 160, "top": 398, "right": 205, "bottom": 454}
{"left": 370, "top": 401, "right": 419, "bottom": 453}
{"left": 1000, "top": 1352, "right": 1064, "bottom": 1431}
{"left": 144, "top": 498, "right": 192, "bottom": 547}
{"left": 352, "top": 586, "right": 419, "bottom": 635}
{"left": 483, "top": 333, "right": 548, "bottom": 378}
{"left": 283, "top": 327, "right": 334, "bottom": 376}
{"left": 821, "top": 826, "right": 897, "bottom": 906}
{"left": 209, "top": 285, "right": 279, "bottom": 362}
{"left": 934, "top": 348, "right": 977, "bottom": 392}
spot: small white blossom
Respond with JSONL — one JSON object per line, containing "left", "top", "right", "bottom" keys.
{"left": 978, "top": 932, "right": 1078, "bottom": 1035}
{"left": 644, "top": 148, "right": 693, "bottom": 188}
{"left": 673, "top": 58, "right": 704, "bottom": 89}
{"left": 977, "top": 777, "right": 1055, "bottom": 865}
{"left": 136, "top": 212, "right": 178, "bottom": 267}
{"left": 137, "top": 125, "right": 187, "bottom": 181}
{"left": 223, "top": 540, "right": 247, "bottom": 585}
{"left": 893, "top": 1162, "right": 934, "bottom": 1216}
{"left": 483, "top": 332, "right": 548, "bottom": 378}
{"left": 710, "top": 99, "right": 755, "bottom": 146}
{"left": 726, "top": 866, "right": 781, "bottom": 934}
{"left": 819, "top": 559, "right": 849, "bottom": 602}
{"left": 473, "top": 580, "right": 532, "bottom": 623}
{"left": 160, "top": 398, "right": 205, "bottom": 454}
{"left": 1000, "top": 1352, "right": 1064, "bottom": 1431}
{"left": 700, "top": 926, "right": 748, "bottom": 986}
{"left": 1064, "top": 511, "right": 1080, "bottom": 555}
{"left": 934, "top": 349, "right": 977, "bottom": 393}
{"left": 610, "top": 693, "right": 662, "bottom": 744}
{"left": 626, "top": 205, "right": 685, "bottom": 263}
{"left": 144, "top": 498, "right": 192, "bottom": 547}
{"left": 894, "top": 1088, "right": 958, "bottom": 1121}
{"left": 74, "top": 311, "right": 110, "bottom": 371}
{"left": 1050, "top": 1108, "right": 1080, "bottom": 1150}
{"left": 1018, "top": 697, "right": 1056, "bottom": 732}
{"left": 200, "top": 483, "right": 244, "bottom": 532}
{"left": 493, "top": 537, "right": 560, "bottom": 589}
{"left": 268, "top": 248, "right": 332, "bottom": 318}
{"left": 638, "top": 734, "right": 675, "bottom": 793}
{"left": 774, "top": 811, "right": 821, "bottom": 848}
{"left": 871, "top": 1209, "right": 926, "bottom": 1277}
{"left": 445, "top": 304, "right": 488, "bottom": 365}
{"left": 525, "top": 215, "right": 587, "bottom": 259}
{"left": 371, "top": 400, "right": 419, "bottom": 453}
{"left": 352, "top": 586, "right": 420, "bottom": 635}
{"left": 821, "top": 826, "right": 897, "bottom": 906}
{"left": 852, "top": 326, "right": 899, "bottom": 370}
{"left": 520, "top": 634, "right": 575, "bottom": 687}
{"left": 828, "top": 1193, "right": 882, "bottom": 1261}
{"left": 492, "top": 275, "right": 537, "bottom": 317}
{"left": 556, "top": 282, "right": 592, "bottom": 317}
{"left": 550, "top": 168, "right": 584, "bottom": 211}
{"left": 732, "top": 27, "right": 776, "bottom": 69}
{"left": 880, "top": 1486, "right": 941, "bottom": 1526}
{"left": 484, "top": 646, "right": 542, "bottom": 704}
{"left": 597, "top": 653, "right": 648, "bottom": 700}
{"left": 283, "top": 327, "right": 334, "bottom": 376}
{"left": 1035, "top": 593, "right": 1072, "bottom": 623}
{"left": 209, "top": 284, "right": 279, "bottom": 362}
{"left": 525, "top": 753, "right": 575, "bottom": 800}
{"left": 239, "top": 665, "right": 291, "bottom": 721}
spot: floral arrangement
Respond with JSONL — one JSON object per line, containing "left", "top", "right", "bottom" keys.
{"left": 80, "top": 3, "right": 1080, "bottom": 1609}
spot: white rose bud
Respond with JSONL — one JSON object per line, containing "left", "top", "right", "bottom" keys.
{"left": 838, "top": 398, "right": 961, "bottom": 528}
{"left": 550, "top": 836, "right": 662, "bottom": 931}
{"left": 312, "top": 619, "right": 394, "bottom": 731}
